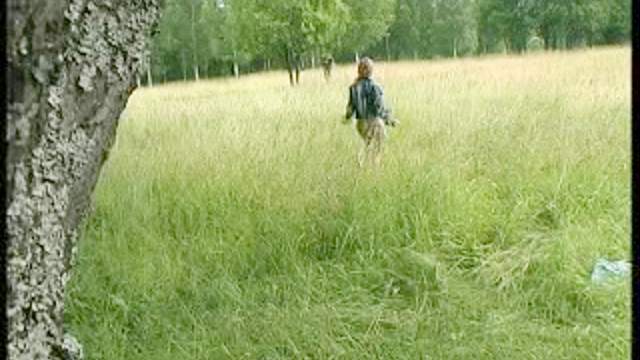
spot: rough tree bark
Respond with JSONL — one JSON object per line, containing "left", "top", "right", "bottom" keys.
{"left": 6, "top": 0, "right": 160, "bottom": 359}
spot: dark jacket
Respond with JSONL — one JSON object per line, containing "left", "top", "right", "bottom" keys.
{"left": 345, "top": 77, "right": 391, "bottom": 121}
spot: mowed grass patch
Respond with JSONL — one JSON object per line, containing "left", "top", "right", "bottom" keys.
{"left": 66, "top": 47, "right": 630, "bottom": 359}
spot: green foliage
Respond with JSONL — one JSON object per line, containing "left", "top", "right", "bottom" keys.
{"left": 528, "top": 0, "right": 629, "bottom": 49}
{"left": 151, "top": 0, "right": 395, "bottom": 82}
{"left": 149, "top": 0, "right": 631, "bottom": 81}
{"left": 340, "top": 0, "right": 396, "bottom": 54}
{"left": 245, "top": 0, "right": 351, "bottom": 59}
{"left": 152, "top": 0, "right": 225, "bottom": 80}
{"left": 432, "top": 0, "right": 477, "bottom": 57}
{"left": 600, "top": 0, "right": 631, "bottom": 44}
{"left": 386, "top": 0, "right": 426, "bottom": 59}
{"left": 304, "top": 0, "right": 351, "bottom": 55}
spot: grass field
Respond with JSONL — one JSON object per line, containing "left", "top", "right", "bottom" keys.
{"left": 65, "top": 47, "right": 631, "bottom": 359}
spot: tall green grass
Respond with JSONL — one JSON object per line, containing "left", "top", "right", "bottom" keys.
{"left": 65, "top": 47, "right": 630, "bottom": 359}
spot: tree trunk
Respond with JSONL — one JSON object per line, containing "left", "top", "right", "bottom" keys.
{"left": 232, "top": 61, "right": 239, "bottom": 79}
{"left": 453, "top": 38, "right": 458, "bottom": 58}
{"left": 287, "top": 66, "right": 294, "bottom": 86}
{"left": 385, "top": 35, "right": 391, "bottom": 62}
{"left": 295, "top": 54, "right": 301, "bottom": 85}
{"left": 232, "top": 49, "right": 239, "bottom": 79}
{"left": 181, "top": 51, "right": 187, "bottom": 81}
{"left": 285, "top": 47, "right": 295, "bottom": 86}
{"left": 147, "top": 65, "right": 153, "bottom": 87}
{"left": 190, "top": 0, "right": 199, "bottom": 81}
{"left": 6, "top": 1, "right": 160, "bottom": 359}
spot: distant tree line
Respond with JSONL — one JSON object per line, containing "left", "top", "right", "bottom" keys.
{"left": 148, "top": 0, "right": 630, "bottom": 84}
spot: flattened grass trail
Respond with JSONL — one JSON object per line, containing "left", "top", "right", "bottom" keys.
{"left": 66, "top": 47, "right": 630, "bottom": 359}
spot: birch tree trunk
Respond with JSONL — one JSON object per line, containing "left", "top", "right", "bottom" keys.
{"left": 6, "top": 1, "right": 160, "bottom": 359}
{"left": 385, "top": 35, "right": 391, "bottom": 62}
{"left": 147, "top": 64, "right": 154, "bottom": 87}
{"left": 190, "top": 0, "right": 199, "bottom": 81}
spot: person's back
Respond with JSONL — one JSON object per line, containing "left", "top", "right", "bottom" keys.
{"left": 347, "top": 77, "right": 390, "bottom": 122}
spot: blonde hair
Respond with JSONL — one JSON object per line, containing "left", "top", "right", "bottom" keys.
{"left": 357, "top": 57, "right": 373, "bottom": 79}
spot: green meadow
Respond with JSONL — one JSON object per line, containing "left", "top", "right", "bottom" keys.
{"left": 65, "top": 47, "right": 631, "bottom": 359}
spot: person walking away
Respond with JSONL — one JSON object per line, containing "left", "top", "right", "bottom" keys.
{"left": 344, "top": 57, "right": 398, "bottom": 166}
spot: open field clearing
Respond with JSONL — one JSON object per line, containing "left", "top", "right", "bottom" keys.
{"left": 66, "top": 47, "right": 630, "bottom": 359}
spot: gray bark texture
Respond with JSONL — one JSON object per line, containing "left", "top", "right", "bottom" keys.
{"left": 6, "top": 0, "right": 160, "bottom": 359}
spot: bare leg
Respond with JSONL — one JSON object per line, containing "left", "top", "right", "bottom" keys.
{"left": 372, "top": 120, "right": 385, "bottom": 167}
{"left": 357, "top": 145, "right": 366, "bottom": 167}
{"left": 361, "top": 137, "right": 375, "bottom": 167}
{"left": 356, "top": 120, "right": 368, "bottom": 167}
{"left": 373, "top": 148, "right": 382, "bottom": 167}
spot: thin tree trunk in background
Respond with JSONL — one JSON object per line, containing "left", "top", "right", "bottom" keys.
{"left": 355, "top": 52, "right": 360, "bottom": 63}
{"left": 285, "top": 46, "right": 295, "bottom": 86}
{"left": 6, "top": 1, "right": 160, "bottom": 359}
{"left": 287, "top": 66, "right": 294, "bottom": 85}
{"left": 295, "top": 53, "right": 301, "bottom": 84}
{"left": 233, "top": 49, "right": 239, "bottom": 78}
{"left": 147, "top": 65, "right": 153, "bottom": 87}
{"left": 385, "top": 35, "right": 391, "bottom": 61}
{"left": 233, "top": 62, "right": 239, "bottom": 78}
{"left": 181, "top": 51, "right": 187, "bottom": 81}
{"left": 453, "top": 38, "right": 458, "bottom": 58}
{"left": 190, "top": 0, "right": 199, "bottom": 81}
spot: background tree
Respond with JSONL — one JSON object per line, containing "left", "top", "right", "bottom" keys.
{"left": 151, "top": 0, "right": 218, "bottom": 81}
{"left": 383, "top": 0, "right": 435, "bottom": 60}
{"left": 534, "top": 0, "right": 573, "bottom": 49}
{"left": 146, "top": 0, "right": 630, "bottom": 81}
{"left": 600, "top": 0, "right": 631, "bottom": 44}
{"left": 476, "top": 0, "right": 504, "bottom": 53}
{"left": 303, "top": 0, "right": 351, "bottom": 66}
{"left": 339, "top": 0, "right": 396, "bottom": 61}
{"left": 236, "top": 0, "right": 352, "bottom": 85}
{"left": 430, "top": 0, "right": 477, "bottom": 58}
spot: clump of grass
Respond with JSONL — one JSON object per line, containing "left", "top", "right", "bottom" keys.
{"left": 66, "top": 47, "right": 630, "bottom": 359}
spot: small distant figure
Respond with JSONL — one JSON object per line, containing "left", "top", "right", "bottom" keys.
{"left": 344, "top": 57, "right": 399, "bottom": 167}
{"left": 322, "top": 55, "right": 334, "bottom": 81}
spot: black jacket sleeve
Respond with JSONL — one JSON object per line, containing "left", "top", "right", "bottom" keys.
{"left": 372, "top": 83, "right": 391, "bottom": 121}
{"left": 346, "top": 86, "right": 355, "bottom": 120}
